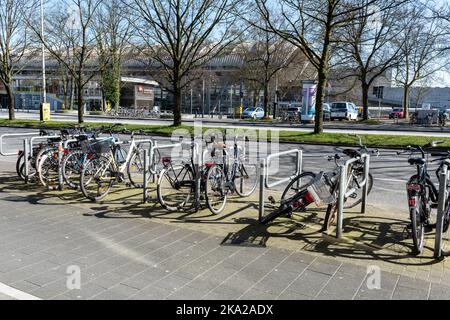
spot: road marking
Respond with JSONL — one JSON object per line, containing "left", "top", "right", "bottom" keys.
{"left": 0, "top": 282, "right": 41, "bottom": 300}
{"left": 373, "top": 177, "right": 407, "bottom": 183}
{"left": 373, "top": 185, "right": 405, "bottom": 193}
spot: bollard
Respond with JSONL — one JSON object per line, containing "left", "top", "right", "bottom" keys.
{"left": 434, "top": 167, "right": 448, "bottom": 258}
{"left": 336, "top": 165, "right": 346, "bottom": 239}
{"left": 258, "top": 159, "right": 266, "bottom": 222}
{"left": 361, "top": 155, "right": 370, "bottom": 214}
{"left": 58, "top": 142, "right": 64, "bottom": 191}
{"left": 143, "top": 149, "right": 148, "bottom": 203}
{"left": 24, "top": 139, "right": 30, "bottom": 184}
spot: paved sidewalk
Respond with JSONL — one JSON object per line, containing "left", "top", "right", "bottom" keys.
{"left": 0, "top": 164, "right": 450, "bottom": 300}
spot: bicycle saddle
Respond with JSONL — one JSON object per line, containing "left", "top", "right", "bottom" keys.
{"left": 343, "top": 149, "right": 361, "bottom": 158}
{"left": 408, "top": 158, "right": 426, "bottom": 165}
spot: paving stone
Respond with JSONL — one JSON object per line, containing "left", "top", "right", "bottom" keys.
{"left": 307, "top": 257, "right": 342, "bottom": 276}
{"left": 392, "top": 285, "right": 429, "bottom": 300}
{"left": 130, "top": 285, "right": 172, "bottom": 300}
{"left": 429, "top": 283, "right": 450, "bottom": 300}
{"left": 277, "top": 290, "right": 313, "bottom": 300}
{"left": 91, "top": 272, "right": 130, "bottom": 289}
{"left": 63, "top": 283, "right": 106, "bottom": 300}
{"left": 354, "top": 288, "right": 393, "bottom": 300}
{"left": 287, "top": 270, "right": 331, "bottom": 298}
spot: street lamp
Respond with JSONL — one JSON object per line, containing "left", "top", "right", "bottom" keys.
{"left": 39, "top": 0, "right": 48, "bottom": 121}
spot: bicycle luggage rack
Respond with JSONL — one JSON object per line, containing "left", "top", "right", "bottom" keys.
{"left": 434, "top": 165, "right": 449, "bottom": 258}
{"left": 258, "top": 149, "right": 303, "bottom": 222}
{"left": 336, "top": 153, "right": 370, "bottom": 238}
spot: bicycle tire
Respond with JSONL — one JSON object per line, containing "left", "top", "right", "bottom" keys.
{"left": 16, "top": 152, "right": 25, "bottom": 180}
{"left": 344, "top": 172, "right": 373, "bottom": 209}
{"left": 410, "top": 204, "right": 425, "bottom": 255}
{"left": 127, "top": 149, "right": 145, "bottom": 188}
{"left": 157, "top": 165, "right": 195, "bottom": 212}
{"left": 37, "top": 149, "right": 59, "bottom": 188}
{"left": 80, "top": 155, "right": 115, "bottom": 202}
{"left": 62, "top": 150, "right": 84, "bottom": 189}
{"left": 205, "top": 164, "right": 227, "bottom": 215}
{"left": 234, "top": 163, "right": 258, "bottom": 197}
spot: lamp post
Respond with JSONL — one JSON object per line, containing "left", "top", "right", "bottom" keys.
{"left": 39, "top": 0, "right": 47, "bottom": 121}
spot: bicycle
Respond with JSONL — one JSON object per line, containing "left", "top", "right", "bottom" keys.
{"left": 204, "top": 136, "right": 259, "bottom": 214}
{"left": 79, "top": 128, "right": 151, "bottom": 201}
{"left": 156, "top": 138, "right": 206, "bottom": 212}
{"left": 262, "top": 136, "right": 377, "bottom": 233}
{"left": 399, "top": 141, "right": 450, "bottom": 254}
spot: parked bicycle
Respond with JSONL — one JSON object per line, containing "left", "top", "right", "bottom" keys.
{"left": 79, "top": 127, "right": 151, "bottom": 201}
{"left": 262, "top": 135, "right": 377, "bottom": 233}
{"left": 398, "top": 141, "right": 450, "bottom": 254}
{"left": 204, "top": 136, "right": 259, "bottom": 214}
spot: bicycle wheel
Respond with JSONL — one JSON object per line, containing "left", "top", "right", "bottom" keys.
{"left": 127, "top": 148, "right": 145, "bottom": 188}
{"left": 281, "top": 172, "right": 317, "bottom": 205}
{"left": 37, "top": 149, "right": 60, "bottom": 188}
{"left": 16, "top": 152, "right": 25, "bottom": 180}
{"left": 157, "top": 165, "right": 194, "bottom": 211}
{"left": 234, "top": 163, "right": 258, "bottom": 197}
{"left": 205, "top": 164, "right": 227, "bottom": 215}
{"left": 62, "top": 150, "right": 84, "bottom": 189}
{"left": 410, "top": 203, "right": 425, "bottom": 255}
{"left": 80, "top": 155, "right": 115, "bottom": 202}
{"left": 343, "top": 171, "right": 373, "bottom": 209}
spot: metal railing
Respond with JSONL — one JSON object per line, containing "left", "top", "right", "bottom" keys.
{"left": 258, "top": 149, "right": 303, "bottom": 222}
{"left": 336, "top": 154, "right": 370, "bottom": 238}
{"left": 0, "top": 132, "right": 42, "bottom": 156}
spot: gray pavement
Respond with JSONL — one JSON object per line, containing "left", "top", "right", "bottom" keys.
{"left": 0, "top": 126, "right": 449, "bottom": 300}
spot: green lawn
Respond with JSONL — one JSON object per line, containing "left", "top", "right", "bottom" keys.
{"left": 0, "top": 119, "right": 448, "bottom": 149}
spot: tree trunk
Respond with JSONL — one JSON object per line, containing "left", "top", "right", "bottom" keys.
{"left": 314, "top": 73, "right": 326, "bottom": 134}
{"left": 5, "top": 83, "right": 15, "bottom": 121}
{"left": 77, "top": 82, "right": 84, "bottom": 123}
{"left": 263, "top": 81, "right": 269, "bottom": 118}
{"left": 173, "top": 82, "right": 182, "bottom": 126}
{"left": 403, "top": 85, "right": 409, "bottom": 119}
{"left": 69, "top": 78, "right": 74, "bottom": 111}
{"left": 361, "top": 82, "right": 369, "bottom": 121}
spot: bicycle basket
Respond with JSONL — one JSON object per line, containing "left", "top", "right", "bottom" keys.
{"left": 92, "top": 140, "right": 113, "bottom": 154}
{"left": 307, "top": 174, "right": 335, "bottom": 206}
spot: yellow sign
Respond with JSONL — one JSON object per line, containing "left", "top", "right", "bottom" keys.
{"left": 42, "top": 103, "right": 51, "bottom": 121}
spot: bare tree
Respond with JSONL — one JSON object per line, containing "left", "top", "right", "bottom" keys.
{"left": 95, "top": 0, "right": 131, "bottom": 111}
{"left": 256, "top": 0, "right": 389, "bottom": 133}
{"left": 0, "top": 0, "right": 34, "bottom": 120}
{"left": 338, "top": 1, "right": 405, "bottom": 120}
{"left": 128, "top": 0, "right": 242, "bottom": 126}
{"left": 29, "top": 0, "right": 107, "bottom": 123}
{"left": 394, "top": 3, "right": 448, "bottom": 118}
{"left": 238, "top": 22, "right": 297, "bottom": 118}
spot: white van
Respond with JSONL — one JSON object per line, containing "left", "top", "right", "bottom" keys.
{"left": 330, "top": 102, "right": 358, "bottom": 121}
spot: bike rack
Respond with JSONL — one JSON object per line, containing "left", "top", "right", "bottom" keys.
{"left": 434, "top": 166, "right": 449, "bottom": 258}
{"left": 336, "top": 154, "right": 370, "bottom": 238}
{"left": 0, "top": 132, "right": 42, "bottom": 156}
{"left": 258, "top": 149, "right": 303, "bottom": 222}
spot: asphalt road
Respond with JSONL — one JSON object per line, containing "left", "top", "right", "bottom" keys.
{"left": 1, "top": 125, "right": 442, "bottom": 216}
{"left": 2, "top": 110, "right": 450, "bottom": 137}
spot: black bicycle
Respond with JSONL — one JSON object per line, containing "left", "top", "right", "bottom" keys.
{"left": 399, "top": 141, "right": 450, "bottom": 254}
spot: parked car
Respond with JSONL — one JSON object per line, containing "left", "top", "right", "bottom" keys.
{"left": 389, "top": 108, "right": 404, "bottom": 119}
{"left": 303, "top": 104, "right": 331, "bottom": 122}
{"left": 241, "top": 107, "right": 264, "bottom": 119}
{"left": 330, "top": 102, "right": 358, "bottom": 121}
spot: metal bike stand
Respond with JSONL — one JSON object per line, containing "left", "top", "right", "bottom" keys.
{"left": 24, "top": 139, "right": 30, "bottom": 184}
{"left": 336, "top": 154, "right": 370, "bottom": 238}
{"left": 143, "top": 149, "right": 149, "bottom": 203}
{"left": 0, "top": 132, "right": 41, "bottom": 156}
{"left": 258, "top": 149, "right": 303, "bottom": 223}
{"left": 29, "top": 135, "right": 59, "bottom": 158}
{"left": 434, "top": 166, "right": 449, "bottom": 258}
